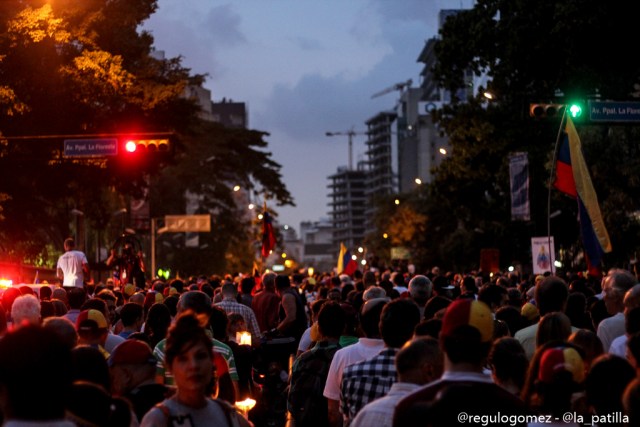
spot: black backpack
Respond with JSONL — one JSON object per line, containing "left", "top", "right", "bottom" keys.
{"left": 287, "top": 343, "right": 340, "bottom": 427}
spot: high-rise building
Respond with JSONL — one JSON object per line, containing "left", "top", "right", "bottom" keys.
{"left": 364, "top": 111, "right": 397, "bottom": 233}
{"left": 327, "top": 163, "right": 367, "bottom": 249}
{"left": 300, "top": 219, "right": 335, "bottom": 272}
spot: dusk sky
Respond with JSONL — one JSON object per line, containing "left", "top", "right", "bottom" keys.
{"left": 145, "top": 0, "right": 473, "bottom": 235}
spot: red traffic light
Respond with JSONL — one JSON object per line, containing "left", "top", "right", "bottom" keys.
{"left": 125, "top": 140, "right": 138, "bottom": 153}
{"left": 123, "top": 139, "right": 170, "bottom": 153}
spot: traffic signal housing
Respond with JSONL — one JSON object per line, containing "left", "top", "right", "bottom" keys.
{"left": 529, "top": 103, "right": 565, "bottom": 119}
{"left": 123, "top": 139, "right": 170, "bottom": 153}
{"left": 529, "top": 102, "right": 584, "bottom": 120}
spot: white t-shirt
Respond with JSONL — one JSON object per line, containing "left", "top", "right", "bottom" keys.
{"left": 297, "top": 326, "right": 313, "bottom": 353}
{"left": 609, "top": 334, "right": 628, "bottom": 357}
{"left": 597, "top": 312, "right": 625, "bottom": 354}
{"left": 56, "top": 250, "right": 88, "bottom": 288}
{"left": 323, "top": 337, "right": 385, "bottom": 401}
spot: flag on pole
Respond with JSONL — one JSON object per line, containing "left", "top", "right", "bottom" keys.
{"left": 337, "top": 242, "right": 358, "bottom": 276}
{"left": 261, "top": 203, "right": 276, "bottom": 259}
{"left": 554, "top": 116, "right": 612, "bottom": 269}
{"left": 252, "top": 260, "right": 262, "bottom": 294}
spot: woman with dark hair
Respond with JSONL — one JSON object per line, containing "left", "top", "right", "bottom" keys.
{"left": 144, "top": 302, "right": 172, "bottom": 350}
{"left": 141, "top": 311, "right": 250, "bottom": 426}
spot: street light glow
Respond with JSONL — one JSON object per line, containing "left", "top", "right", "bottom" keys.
{"left": 383, "top": 233, "right": 388, "bottom": 239}
{"left": 394, "top": 199, "right": 400, "bottom": 205}
{"left": 351, "top": 255, "right": 357, "bottom": 261}
{"left": 248, "top": 203, "right": 255, "bottom": 210}
{"left": 125, "top": 140, "right": 137, "bottom": 153}
{"left": 282, "top": 253, "right": 287, "bottom": 258}
{"left": 258, "top": 214, "right": 263, "bottom": 220}
{"left": 415, "top": 178, "right": 422, "bottom": 185}
{"left": 361, "top": 260, "right": 367, "bottom": 265}
{"left": 358, "top": 247, "right": 364, "bottom": 253}
{"left": 439, "top": 148, "right": 447, "bottom": 155}
{"left": 284, "top": 225, "right": 289, "bottom": 230}
{"left": 233, "top": 185, "right": 240, "bottom": 192}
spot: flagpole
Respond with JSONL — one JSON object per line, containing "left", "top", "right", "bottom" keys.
{"left": 546, "top": 108, "right": 568, "bottom": 275}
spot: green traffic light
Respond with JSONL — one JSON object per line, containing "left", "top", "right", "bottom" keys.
{"left": 569, "top": 103, "right": 583, "bottom": 118}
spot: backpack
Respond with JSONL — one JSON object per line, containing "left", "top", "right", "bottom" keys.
{"left": 287, "top": 343, "right": 340, "bottom": 427}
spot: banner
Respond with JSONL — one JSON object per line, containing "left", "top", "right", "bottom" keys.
{"left": 531, "top": 236, "right": 555, "bottom": 275}
{"left": 509, "top": 152, "right": 530, "bottom": 221}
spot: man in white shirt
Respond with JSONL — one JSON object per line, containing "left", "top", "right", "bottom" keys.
{"left": 56, "top": 238, "right": 89, "bottom": 289}
{"left": 609, "top": 285, "right": 640, "bottom": 356}
{"left": 598, "top": 269, "right": 636, "bottom": 352}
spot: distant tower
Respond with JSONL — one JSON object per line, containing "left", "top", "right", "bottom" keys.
{"left": 364, "top": 111, "right": 397, "bottom": 234}
{"left": 327, "top": 163, "right": 367, "bottom": 249}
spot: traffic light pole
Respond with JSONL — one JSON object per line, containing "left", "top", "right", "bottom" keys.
{"left": 151, "top": 217, "right": 157, "bottom": 281}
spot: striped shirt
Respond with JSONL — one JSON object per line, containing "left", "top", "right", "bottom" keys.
{"left": 216, "top": 297, "right": 263, "bottom": 342}
{"left": 153, "top": 335, "right": 239, "bottom": 385}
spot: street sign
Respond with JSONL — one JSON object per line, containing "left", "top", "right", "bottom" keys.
{"left": 588, "top": 101, "right": 640, "bottom": 123}
{"left": 164, "top": 215, "right": 211, "bottom": 232}
{"left": 64, "top": 139, "right": 118, "bottom": 157}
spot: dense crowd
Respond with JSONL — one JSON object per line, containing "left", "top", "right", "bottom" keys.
{"left": 0, "top": 265, "right": 639, "bottom": 427}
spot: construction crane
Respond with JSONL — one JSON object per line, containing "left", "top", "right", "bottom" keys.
{"left": 371, "top": 79, "right": 413, "bottom": 99}
{"left": 325, "top": 128, "right": 368, "bottom": 170}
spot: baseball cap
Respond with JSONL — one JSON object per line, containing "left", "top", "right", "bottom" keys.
{"left": 108, "top": 340, "right": 156, "bottom": 367}
{"left": 538, "top": 346, "right": 585, "bottom": 384}
{"left": 440, "top": 299, "right": 494, "bottom": 342}
{"left": 521, "top": 302, "right": 540, "bottom": 321}
{"left": 76, "top": 309, "right": 108, "bottom": 332}
{"left": 123, "top": 284, "right": 136, "bottom": 297}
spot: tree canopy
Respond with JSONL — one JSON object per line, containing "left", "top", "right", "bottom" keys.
{"left": 0, "top": 0, "right": 292, "bottom": 273}
{"left": 414, "top": 0, "right": 640, "bottom": 272}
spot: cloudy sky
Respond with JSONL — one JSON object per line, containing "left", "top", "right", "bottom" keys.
{"left": 144, "top": 0, "right": 473, "bottom": 234}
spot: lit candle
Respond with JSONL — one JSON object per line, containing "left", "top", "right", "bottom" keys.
{"left": 235, "top": 398, "right": 256, "bottom": 417}
{"left": 237, "top": 331, "right": 252, "bottom": 346}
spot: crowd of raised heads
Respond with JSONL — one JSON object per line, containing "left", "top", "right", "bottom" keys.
{"left": 0, "top": 266, "right": 639, "bottom": 426}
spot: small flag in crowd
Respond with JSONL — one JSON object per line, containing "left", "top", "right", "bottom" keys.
{"left": 252, "top": 260, "right": 262, "bottom": 293}
{"left": 554, "top": 116, "right": 611, "bottom": 270}
{"left": 337, "top": 242, "right": 358, "bottom": 276}
{"left": 261, "top": 204, "right": 276, "bottom": 259}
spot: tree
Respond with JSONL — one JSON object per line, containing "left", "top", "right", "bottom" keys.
{"left": 150, "top": 120, "right": 293, "bottom": 275}
{"left": 424, "top": 0, "right": 640, "bottom": 271}
{"left": 0, "top": 1, "right": 293, "bottom": 275}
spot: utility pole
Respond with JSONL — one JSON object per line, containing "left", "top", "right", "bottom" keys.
{"left": 325, "top": 129, "right": 367, "bottom": 170}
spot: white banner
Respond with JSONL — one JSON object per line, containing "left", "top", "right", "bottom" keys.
{"left": 509, "top": 152, "right": 530, "bottom": 221}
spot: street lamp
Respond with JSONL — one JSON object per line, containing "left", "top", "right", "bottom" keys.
{"left": 113, "top": 208, "right": 127, "bottom": 233}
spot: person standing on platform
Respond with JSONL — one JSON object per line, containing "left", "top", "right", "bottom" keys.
{"left": 57, "top": 237, "right": 89, "bottom": 289}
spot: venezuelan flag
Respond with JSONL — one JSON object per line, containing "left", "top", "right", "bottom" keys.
{"left": 554, "top": 116, "right": 611, "bottom": 268}
{"left": 337, "top": 242, "right": 357, "bottom": 276}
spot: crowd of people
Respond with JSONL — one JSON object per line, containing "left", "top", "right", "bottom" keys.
{"left": 1, "top": 259, "right": 640, "bottom": 426}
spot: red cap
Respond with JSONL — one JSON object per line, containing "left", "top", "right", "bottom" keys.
{"left": 108, "top": 340, "right": 156, "bottom": 367}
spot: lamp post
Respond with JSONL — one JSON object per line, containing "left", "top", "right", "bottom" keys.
{"left": 71, "top": 209, "right": 84, "bottom": 251}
